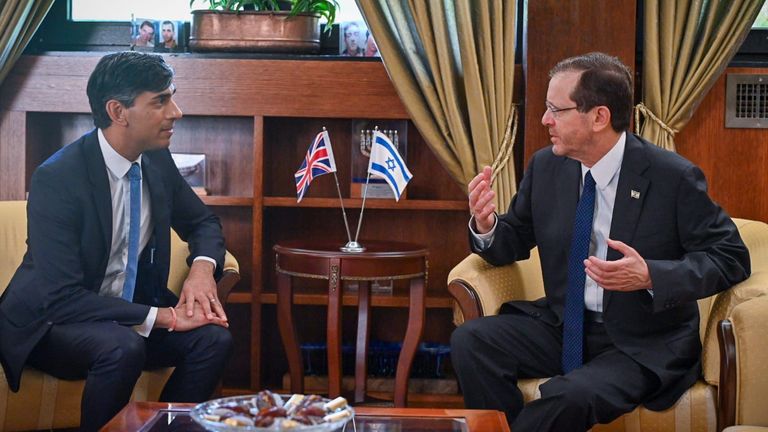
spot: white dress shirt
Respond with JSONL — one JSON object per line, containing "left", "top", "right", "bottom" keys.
{"left": 98, "top": 129, "right": 157, "bottom": 335}
{"left": 471, "top": 132, "right": 628, "bottom": 312}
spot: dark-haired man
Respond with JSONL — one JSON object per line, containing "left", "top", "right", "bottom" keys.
{"left": 451, "top": 52, "right": 750, "bottom": 431}
{"left": 0, "top": 51, "right": 232, "bottom": 431}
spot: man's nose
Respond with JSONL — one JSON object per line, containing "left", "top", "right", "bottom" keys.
{"left": 541, "top": 109, "right": 554, "bottom": 127}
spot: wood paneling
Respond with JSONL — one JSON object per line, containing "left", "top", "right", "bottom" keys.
{"left": 0, "top": 56, "right": 409, "bottom": 119}
{"left": 523, "top": 0, "right": 637, "bottom": 164}
{"left": 675, "top": 67, "right": 768, "bottom": 222}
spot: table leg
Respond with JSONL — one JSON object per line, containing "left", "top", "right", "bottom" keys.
{"left": 394, "top": 276, "right": 425, "bottom": 407}
{"left": 354, "top": 281, "right": 371, "bottom": 404}
{"left": 277, "top": 272, "right": 303, "bottom": 394}
{"left": 327, "top": 259, "right": 342, "bottom": 398}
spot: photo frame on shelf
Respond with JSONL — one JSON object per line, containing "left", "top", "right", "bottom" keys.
{"left": 131, "top": 17, "right": 156, "bottom": 50}
{"left": 350, "top": 120, "right": 408, "bottom": 199}
{"left": 171, "top": 152, "right": 207, "bottom": 195}
{"left": 131, "top": 17, "right": 186, "bottom": 52}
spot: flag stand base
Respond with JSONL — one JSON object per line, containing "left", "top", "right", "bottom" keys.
{"left": 340, "top": 241, "right": 366, "bottom": 253}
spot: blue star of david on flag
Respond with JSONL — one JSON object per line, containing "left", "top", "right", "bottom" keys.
{"left": 367, "top": 130, "right": 412, "bottom": 201}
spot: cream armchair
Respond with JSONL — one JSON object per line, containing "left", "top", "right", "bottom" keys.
{"left": 0, "top": 200, "right": 240, "bottom": 431}
{"left": 448, "top": 218, "right": 768, "bottom": 432}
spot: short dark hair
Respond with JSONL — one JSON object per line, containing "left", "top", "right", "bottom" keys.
{"left": 549, "top": 52, "right": 633, "bottom": 132}
{"left": 162, "top": 20, "right": 174, "bottom": 29}
{"left": 140, "top": 20, "right": 153, "bottom": 30}
{"left": 86, "top": 51, "right": 174, "bottom": 129}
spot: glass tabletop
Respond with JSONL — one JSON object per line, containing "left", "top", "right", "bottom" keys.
{"left": 138, "top": 410, "right": 469, "bottom": 432}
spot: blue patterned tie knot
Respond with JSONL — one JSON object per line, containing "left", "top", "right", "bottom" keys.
{"left": 562, "top": 170, "right": 596, "bottom": 373}
{"left": 122, "top": 162, "right": 141, "bottom": 302}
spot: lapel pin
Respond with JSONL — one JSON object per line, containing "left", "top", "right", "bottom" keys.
{"left": 631, "top": 190, "right": 640, "bottom": 199}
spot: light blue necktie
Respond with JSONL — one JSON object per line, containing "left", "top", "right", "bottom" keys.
{"left": 562, "top": 171, "right": 596, "bottom": 374}
{"left": 122, "top": 162, "right": 141, "bottom": 302}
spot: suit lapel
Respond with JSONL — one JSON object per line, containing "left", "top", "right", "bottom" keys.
{"left": 557, "top": 158, "right": 582, "bottom": 244}
{"left": 83, "top": 130, "right": 112, "bottom": 252}
{"left": 141, "top": 154, "right": 169, "bottom": 236}
{"left": 604, "top": 134, "right": 650, "bottom": 310}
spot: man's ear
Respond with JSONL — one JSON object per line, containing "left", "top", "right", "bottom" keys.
{"left": 592, "top": 106, "right": 612, "bottom": 132}
{"left": 105, "top": 100, "right": 128, "bottom": 126}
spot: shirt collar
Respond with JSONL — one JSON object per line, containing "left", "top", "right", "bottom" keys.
{"left": 581, "top": 131, "right": 625, "bottom": 190}
{"left": 98, "top": 128, "right": 142, "bottom": 178}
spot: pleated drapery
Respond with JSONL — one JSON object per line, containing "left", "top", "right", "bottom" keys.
{"left": 638, "top": 0, "right": 762, "bottom": 151}
{"left": 357, "top": 0, "right": 518, "bottom": 208}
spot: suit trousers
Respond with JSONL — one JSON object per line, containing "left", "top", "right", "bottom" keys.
{"left": 450, "top": 310, "right": 659, "bottom": 432}
{"left": 27, "top": 320, "right": 233, "bottom": 432}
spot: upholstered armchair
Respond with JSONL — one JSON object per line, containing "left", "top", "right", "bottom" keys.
{"left": 448, "top": 218, "right": 768, "bottom": 432}
{"left": 0, "top": 200, "right": 240, "bottom": 431}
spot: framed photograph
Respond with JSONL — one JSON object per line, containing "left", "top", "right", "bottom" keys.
{"left": 339, "top": 21, "right": 366, "bottom": 57}
{"left": 171, "top": 153, "right": 207, "bottom": 195}
{"left": 155, "top": 20, "right": 184, "bottom": 53}
{"left": 131, "top": 17, "right": 185, "bottom": 52}
{"left": 131, "top": 17, "right": 156, "bottom": 50}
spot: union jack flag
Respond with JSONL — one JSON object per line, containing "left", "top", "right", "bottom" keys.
{"left": 295, "top": 130, "right": 337, "bottom": 202}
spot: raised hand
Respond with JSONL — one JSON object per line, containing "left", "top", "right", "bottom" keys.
{"left": 584, "top": 239, "right": 652, "bottom": 291}
{"left": 468, "top": 166, "right": 496, "bottom": 234}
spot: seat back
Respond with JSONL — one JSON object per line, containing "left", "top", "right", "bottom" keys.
{"left": 0, "top": 201, "right": 28, "bottom": 295}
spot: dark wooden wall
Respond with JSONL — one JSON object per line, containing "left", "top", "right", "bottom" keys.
{"left": 676, "top": 67, "right": 768, "bottom": 222}
{"left": 523, "top": 0, "right": 638, "bottom": 164}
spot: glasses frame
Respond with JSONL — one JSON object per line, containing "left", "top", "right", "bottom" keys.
{"left": 545, "top": 101, "right": 579, "bottom": 118}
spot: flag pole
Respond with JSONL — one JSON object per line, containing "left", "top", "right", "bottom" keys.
{"left": 352, "top": 171, "right": 371, "bottom": 245}
{"left": 333, "top": 172, "right": 354, "bottom": 244}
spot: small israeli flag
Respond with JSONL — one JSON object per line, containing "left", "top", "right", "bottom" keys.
{"left": 367, "top": 130, "right": 413, "bottom": 201}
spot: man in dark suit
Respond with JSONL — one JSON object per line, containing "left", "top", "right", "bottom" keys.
{"left": 0, "top": 52, "right": 233, "bottom": 431}
{"left": 450, "top": 52, "right": 750, "bottom": 431}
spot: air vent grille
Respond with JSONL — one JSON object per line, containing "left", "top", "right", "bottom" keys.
{"left": 726, "top": 74, "right": 768, "bottom": 128}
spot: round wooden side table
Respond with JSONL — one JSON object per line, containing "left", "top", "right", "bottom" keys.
{"left": 274, "top": 240, "right": 428, "bottom": 407}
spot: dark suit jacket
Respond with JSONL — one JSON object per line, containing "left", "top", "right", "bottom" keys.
{"left": 471, "top": 133, "right": 750, "bottom": 410}
{"left": 0, "top": 129, "right": 225, "bottom": 392}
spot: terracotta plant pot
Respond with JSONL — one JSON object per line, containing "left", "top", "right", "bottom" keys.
{"left": 189, "top": 10, "right": 321, "bottom": 53}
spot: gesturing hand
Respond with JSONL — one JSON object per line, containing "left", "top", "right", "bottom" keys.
{"left": 584, "top": 239, "right": 652, "bottom": 291}
{"left": 468, "top": 166, "right": 496, "bottom": 234}
{"left": 177, "top": 260, "right": 228, "bottom": 322}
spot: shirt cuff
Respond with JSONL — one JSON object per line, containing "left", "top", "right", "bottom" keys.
{"left": 469, "top": 214, "right": 498, "bottom": 250}
{"left": 193, "top": 256, "right": 217, "bottom": 271}
{"left": 133, "top": 307, "right": 157, "bottom": 337}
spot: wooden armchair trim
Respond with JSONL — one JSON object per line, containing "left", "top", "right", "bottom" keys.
{"left": 448, "top": 279, "right": 484, "bottom": 322}
{"left": 217, "top": 269, "right": 241, "bottom": 304}
{"left": 717, "top": 319, "right": 737, "bottom": 432}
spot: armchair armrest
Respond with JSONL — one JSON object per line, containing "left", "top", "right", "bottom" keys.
{"left": 448, "top": 249, "right": 544, "bottom": 326}
{"left": 217, "top": 250, "right": 241, "bottom": 303}
{"left": 717, "top": 295, "right": 768, "bottom": 431}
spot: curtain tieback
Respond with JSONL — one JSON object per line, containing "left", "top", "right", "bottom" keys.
{"left": 491, "top": 105, "right": 519, "bottom": 184}
{"left": 634, "top": 102, "right": 678, "bottom": 138}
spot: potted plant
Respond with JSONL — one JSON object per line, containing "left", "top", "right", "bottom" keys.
{"left": 189, "top": 0, "right": 339, "bottom": 53}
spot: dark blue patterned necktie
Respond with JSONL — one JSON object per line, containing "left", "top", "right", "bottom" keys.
{"left": 122, "top": 163, "right": 141, "bottom": 302}
{"left": 562, "top": 170, "right": 596, "bottom": 374}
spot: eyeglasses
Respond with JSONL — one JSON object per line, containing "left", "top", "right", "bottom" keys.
{"left": 545, "top": 101, "right": 579, "bottom": 118}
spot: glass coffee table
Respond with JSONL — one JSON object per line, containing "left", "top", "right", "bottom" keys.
{"left": 103, "top": 402, "right": 510, "bottom": 432}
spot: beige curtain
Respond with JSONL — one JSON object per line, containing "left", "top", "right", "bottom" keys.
{"left": 0, "top": 0, "right": 52, "bottom": 87}
{"left": 638, "top": 0, "right": 762, "bottom": 151}
{"left": 357, "top": 0, "right": 518, "bottom": 207}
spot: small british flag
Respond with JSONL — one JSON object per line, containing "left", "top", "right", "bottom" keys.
{"left": 295, "top": 130, "right": 337, "bottom": 202}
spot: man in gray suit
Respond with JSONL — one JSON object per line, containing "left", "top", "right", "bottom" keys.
{"left": 451, "top": 52, "right": 750, "bottom": 431}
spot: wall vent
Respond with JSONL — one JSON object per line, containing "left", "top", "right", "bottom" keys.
{"left": 726, "top": 74, "right": 768, "bottom": 128}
